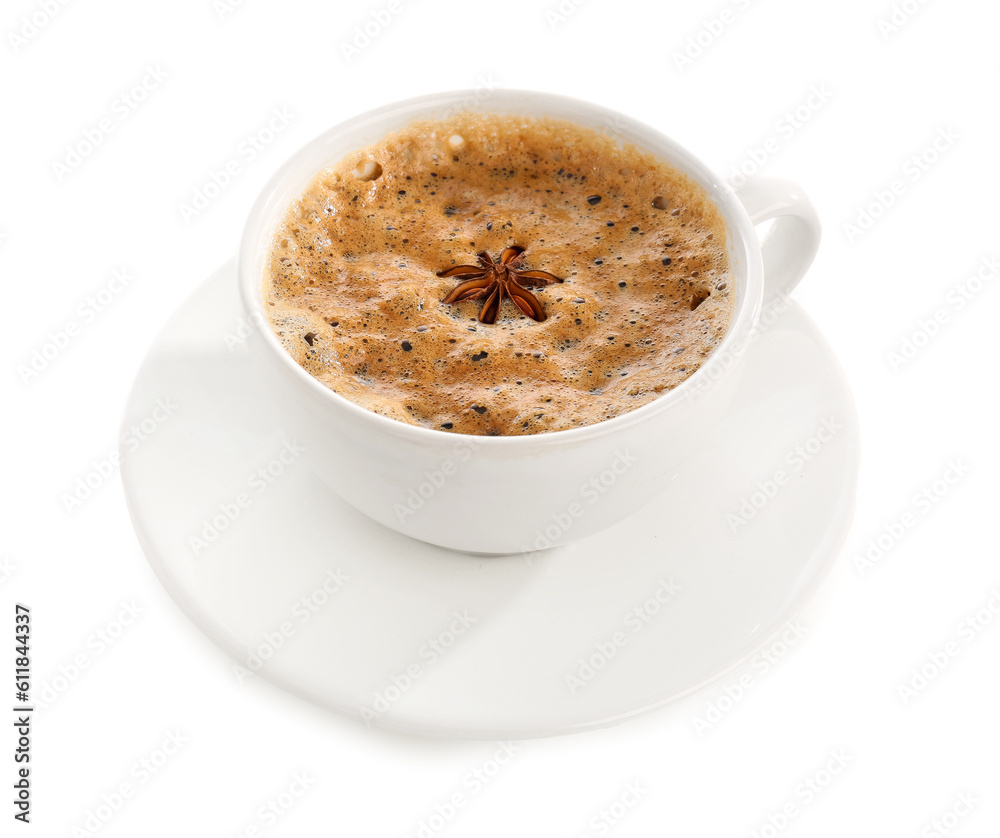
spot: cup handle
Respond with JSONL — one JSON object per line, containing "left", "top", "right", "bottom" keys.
{"left": 733, "top": 177, "right": 822, "bottom": 300}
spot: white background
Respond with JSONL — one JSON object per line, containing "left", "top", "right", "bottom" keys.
{"left": 4, "top": 0, "right": 999, "bottom": 835}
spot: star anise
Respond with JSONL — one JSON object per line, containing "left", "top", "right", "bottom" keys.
{"left": 438, "top": 246, "right": 563, "bottom": 324}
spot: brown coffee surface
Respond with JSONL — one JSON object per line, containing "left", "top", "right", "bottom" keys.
{"left": 264, "top": 113, "right": 733, "bottom": 435}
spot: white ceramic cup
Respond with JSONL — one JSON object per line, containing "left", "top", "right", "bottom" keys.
{"left": 237, "top": 89, "right": 821, "bottom": 555}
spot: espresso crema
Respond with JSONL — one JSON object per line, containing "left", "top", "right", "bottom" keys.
{"left": 264, "top": 113, "right": 733, "bottom": 435}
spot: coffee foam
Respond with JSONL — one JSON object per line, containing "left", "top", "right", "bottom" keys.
{"left": 264, "top": 113, "right": 733, "bottom": 435}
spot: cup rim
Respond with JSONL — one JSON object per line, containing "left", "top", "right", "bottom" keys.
{"left": 237, "top": 88, "right": 763, "bottom": 446}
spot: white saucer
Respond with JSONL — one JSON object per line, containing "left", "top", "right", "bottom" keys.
{"left": 121, "top": 261, "right": 859, "bottom": 739}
